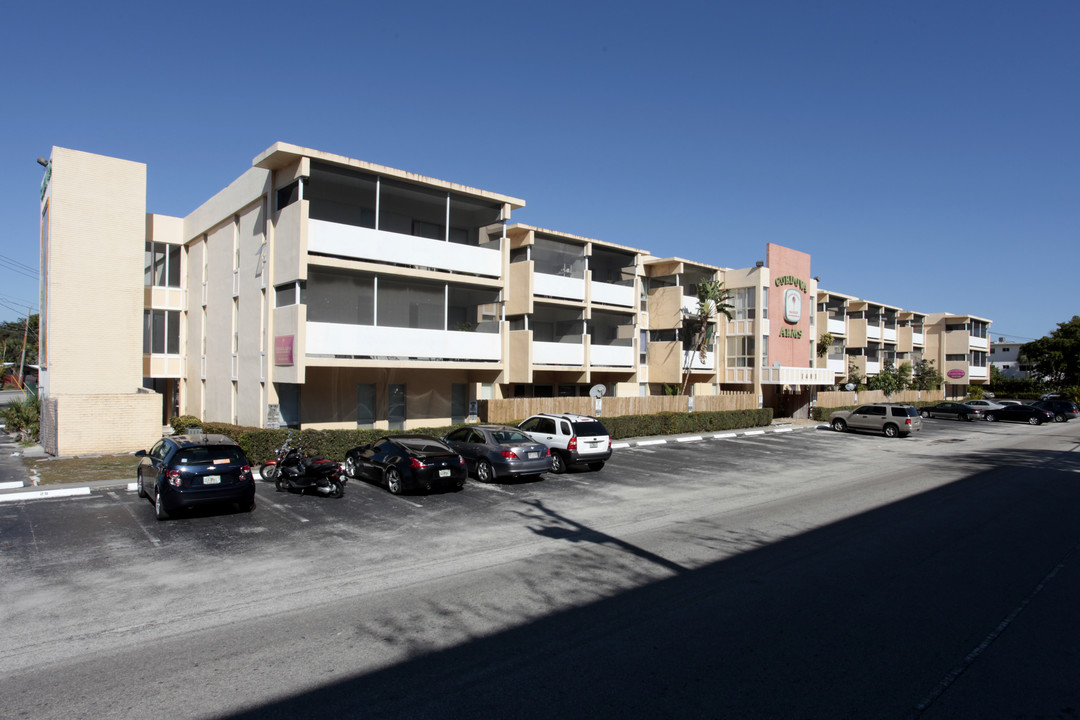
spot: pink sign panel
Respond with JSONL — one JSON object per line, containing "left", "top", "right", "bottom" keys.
{"left": 946, "top": 368, "right": 966, "bottom": 379}
{"left": 274, "top": 335, "right": 295, "bottom": 366}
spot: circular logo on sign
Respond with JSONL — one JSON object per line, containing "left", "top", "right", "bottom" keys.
{"left": 783, "top": 288, "right": 802, "bottom": 324}
{"left": 946, "top": 369, "right": 966, "bottom": 379}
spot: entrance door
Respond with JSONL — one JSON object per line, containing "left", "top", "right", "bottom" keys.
{"left": 388, "top": 384, "right": 406, "bottom": 430}
{"left": 356, "top": 383, "right": 375, "bottom": 429}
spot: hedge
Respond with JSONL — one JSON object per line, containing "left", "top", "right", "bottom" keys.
{"left": 169, "top": 407, "right": 775, "bottom": 464}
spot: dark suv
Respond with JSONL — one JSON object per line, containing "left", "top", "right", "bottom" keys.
{"left": 829, "top": 403, "right": 923, "bottom": 438}
{"left": 1031, "top": 399, "right": 1078, "bottom": 422}
{"left": 136, "top": 434, "right": 256, "bottom": 520}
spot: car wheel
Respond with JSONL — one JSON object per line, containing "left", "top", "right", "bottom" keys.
{"left": 985, "top": 413, "right": 997, "bottom": 422}
{"left": 155, "top": 489, "right": 169, "bottom": 521}
{"left": 136, "top": 472, "right": 147, "bottom": 499}
{"left": 550, "top": 452, "right": 567, "bottom": 474}
{"left": 1029, "top": 416, "right": 1040, "bottom": 425}
{"left": 385, "top": 467, "right": 403, "bottom": 495}
{"left": 960, "top": 413, "right": 970, "bottom": 421}
{"left": 883, "top": 423, "right": 899, "bottom": 438}
{"left": 345, "top": 456, "right": 358, "bottom": 478}
{"left": 1054, "top": 413, "right": 1066, "bottom": 423}
{"left": 920, "top": 410, "right": 930, "bottom": 418}
{"left": 476, "top": 459, "right": 494, "bottom": 483}
{"left": 831, "top": 418, "right": 847, "bottom": 433}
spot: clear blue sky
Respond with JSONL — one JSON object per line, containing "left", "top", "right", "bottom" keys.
{"left": 2, "top": 1, "right": 1076, "bottom": 342}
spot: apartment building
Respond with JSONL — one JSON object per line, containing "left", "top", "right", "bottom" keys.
{"left": 36, "top": 143, "right": 989, "bottom": 453}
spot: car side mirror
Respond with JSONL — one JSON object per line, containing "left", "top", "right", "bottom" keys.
{"left": 134, "top": 450, "right": 148, "bottom": 458}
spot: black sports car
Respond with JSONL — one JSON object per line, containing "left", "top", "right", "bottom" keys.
{"left": 344, "top": 435, "right": 467, "bottom": 494}
{"left": 983, "top": 404, "right": 1055, "bottom": 425}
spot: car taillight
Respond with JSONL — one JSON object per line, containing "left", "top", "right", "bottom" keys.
{"left": 545, "top": 448, "right": 551, "bottom": 456}
{"left": 568, "top": 437, "right": 578, "bottom": 451}
{"left": 166, "top": 469, "right": 182, "bottom": 487}
{"left": 409, "top": 457, "right": 427, "bottom": 470}
{"left": 241, "top": 465, "right": 253, "bottom": 481}
{"left": 501, "top": 450, "right": 520, "bottom": 460}
{"left": 458, "top": 455, "right": 466, "bottom": 466}
{"left": 904, "top": 418, "right": 912, "bottom": 426}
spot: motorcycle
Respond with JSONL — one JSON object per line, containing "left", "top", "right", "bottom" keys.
{"left": 271, "top": 436, "right": 347, "bottom": 498}
{"left": 257, "top": 437, "right": 292, "bottom": 481}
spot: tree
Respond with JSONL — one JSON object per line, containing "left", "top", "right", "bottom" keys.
{"left": 816, "top": 332, "right": 834, "bottom": 359}
{"left": 910, "top": 358, "right": 944, "bottom": 391}
{"left": 844, "top": 360, "right": 863, "bottom": 390}
{"left": 866, "top": 360, "right": 904, "bottom": 397}
{"left": 681, "top": 280, "right": 733, "bottom": 395}
{"left": 1020, "top": 315, "right": 1080, "bottom": 389}
{"left": 0, "top": 314, "right": 39, "bottom": 367}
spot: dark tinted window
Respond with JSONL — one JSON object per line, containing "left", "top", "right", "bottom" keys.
{"left": 572, "top": 421, "right": 609, "bottom": 436}
{"left": 892, "top": 407, "right": 919, "bottom": 417}
{"left": 859, "top": 406, "right": 886, "bottom": 416}
{"left": 396, "top": 438, "right": 453, "bottom": 455}
{"left": 173, "top": 446, "right": 247, "bottom": 465}
{"left": 445, "top": 428, "right": 470, "bottom": 442}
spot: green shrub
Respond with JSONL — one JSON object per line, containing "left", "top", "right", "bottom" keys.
{"left": 2, "top": 393, "right": 41, "bottom": 443}
{"left": 168, "top": 408, "right": 776, "bottom": 462}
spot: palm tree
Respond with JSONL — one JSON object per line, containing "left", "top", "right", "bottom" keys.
{"left": 681, "top": 280, "right": 733, "bottom": 395}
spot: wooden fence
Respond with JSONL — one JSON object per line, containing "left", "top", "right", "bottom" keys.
{"left": 815, "top": 388, "right": 944, "bottom": 409}
{"left": 478, "top": 392, "right": 758, "bottom": 424}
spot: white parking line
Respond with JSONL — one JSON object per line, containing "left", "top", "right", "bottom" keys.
{"left": 262, "top": 500, "right": 311, "bottom": 523}
{"left": 467, "top": 480, "right": 513, "bottom": 494}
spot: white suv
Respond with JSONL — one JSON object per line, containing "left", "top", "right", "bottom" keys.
{"left": 517, "top": 413, "right": 612, "bottom": 473}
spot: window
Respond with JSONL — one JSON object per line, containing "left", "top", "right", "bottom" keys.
{"left": 143, "top": 309, "right": 180, "bottom": 354}
{"left": 144, "top": 242, "right": 181, "bottom": 288}
{"left": 731, "top": 287, "right": 756, "bottom": 320}
{"left": 946, "top": 354, "right": 967, "bottom": 362}
{"left": 726, "top": 335, "right": 755, "bottom": 367}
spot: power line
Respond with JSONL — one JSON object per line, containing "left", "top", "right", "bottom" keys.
{"left": 0, "top": 258, "right": 38, "bottom": 281}
{"left": 0, "top": 253, "right": 38, "bottom": 274}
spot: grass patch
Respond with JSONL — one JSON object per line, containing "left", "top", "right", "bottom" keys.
{"left": 25, "top": 453, "right": 142, "bottom": 486}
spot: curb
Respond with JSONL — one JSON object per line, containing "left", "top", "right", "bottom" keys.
{"left": 611, "top": 422, "right": 821, "bottom": 449}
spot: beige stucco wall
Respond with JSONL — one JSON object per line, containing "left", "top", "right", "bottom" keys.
{"left": 236, "top": 201, "right": 267, "bottom": 426}
{"left": 43, "top": 148, "right": 146, "bottom": 396}
{"left": 48, "top": 392, "right": 162, "bottom": 456}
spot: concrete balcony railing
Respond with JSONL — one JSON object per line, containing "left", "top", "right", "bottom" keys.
{"left": 866, "top": 361, "right": 881, "bottom": 375}
{"left": 827, "top": 317, "right": 846, "bottom": 335}
{"left": 306, "top": 322, "right": 500, "bottom": 362}
{"left": 535, "top": 272, "right": 586, "bottom": 301}
{"left": 969, "top": 366, "right": 988, "bottom": 379}
{"left": 534, "top": 341, "right": 585, "bottom": 366}
{"left": 884, "top": 327, "right": 897, "bottom": 342}
{"left": 590, "top": 344, "right": 635, "bottom": 368}
{"left": 591, "top": 281, "right": 635, "bottom": 308}
{"left": 759, "top": 366, "right": 835, "bottom": 385}
{"left": 682, "top": 349, "right": 715, "bottom": 371}
{"left": 308, "top": 219, "right": 502, "bottom": 278}
{"left": 970, "top": 336, "right": 989, "bottom": 350}
{"left": 828, "top": 358, "right": 845, "bottom": 374}
{"left": 867, "top": 325, "right": 882, "bottom": 340}
{"left": 912, "top": 332, "right": 924, "bottom": 345}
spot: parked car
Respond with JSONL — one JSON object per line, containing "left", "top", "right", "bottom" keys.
{"left": 995, "top": 399, "right": 1022, "bottom": 406}
{"left": 963, "top": 399, "right": 1007, "bottom": 412}
{"left": 983, "top": 405, "right": 1055, "bottom": 425}
{"left": 919, "top": 402, "right": 985, "bottom": 421}
{"left": 517, "top": 413, "right": 612, "bottom": 473}
{"left": 136, "top": 434, "right": 256, "bottom": 520}
{"left": 344, "top": 435, "right": 467, "bottom": 494}
{"left": 1030, "top": 399, "right": 1079, "bottom": 422}
{"left": 443, "top": 425, "right": 552, "bottom": 482}
{"left": 829, "top": 403, "right": 923, "bottom": 438}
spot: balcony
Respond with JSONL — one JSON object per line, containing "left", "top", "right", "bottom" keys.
{"left": 308, "top": 219, "right": 501, "bottom": 278}
{"left": 682, "top": 349, "right": 715, "bottom": 371}
{"left": 591, "top": 281, "right": 635, "bottom": 308}
{"left": 306, "top": 322, "right": 500, "bottom": 362}
{"left": 970, "top": 336, "right": 989, "bottom": 350}
{"left": 827, "top": 317, "right": 845, "bottom": 335}
{"left": 534, "top": 341, "right": 585, "bottom": 366}
{"left": 969, "top": 366, "right": 988, "bottom": 379}
{"left": 912, "top": 332, "right": 924, "bottom": 345}
{"left": 884, "top": 327, "right": 897, "bottom": 342}
{"left": 590, "top": 344, "right": 635, "bottom": 368}
{"left": 827, "top": 358, "right": 845, "bottom": 374}
{"left": 867, "top": 325, "right": 881, "bottom": 340}
{"left": 534, "top": 272, "right": 586, "bottom": 301}
{"left": 866, "top": 360, "right": 881, "bottom": 375}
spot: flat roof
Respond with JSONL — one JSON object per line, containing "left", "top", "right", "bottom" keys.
{"left": 253, "top": 142, "right": 526, "bottom": 210}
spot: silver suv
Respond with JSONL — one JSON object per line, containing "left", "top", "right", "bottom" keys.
{"left": 517, "top": 413, "right": 612, "bottom": 473}
{"left": 829, "top": 403, "right": 922, "bottom": 438}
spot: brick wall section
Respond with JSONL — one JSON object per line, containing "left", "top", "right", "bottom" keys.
{"left": 51, "top": 393, "right": 162, "bottom": 456}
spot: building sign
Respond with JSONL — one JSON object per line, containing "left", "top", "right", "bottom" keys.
{"left": 774, "top": 275, "right": 808, "bottom": 293}
{"left": 947, "top": 368, "right": 966, "bottom": 379}
{"left": 274, "top": 335, "right": 295, "bottom": 366}
{"left": 783, "top": 288, "right": 802, "bottom": 324}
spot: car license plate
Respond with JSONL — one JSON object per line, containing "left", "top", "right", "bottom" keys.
{"left": 588, "top": 442, "right": 598, "bottom": 448}
{"left": 204, "top": 475, "right": 221, "bottom": 485}
{"left": 439, "top": 469, "right": 450, "bottom": 477}
{"left": 527, "top": 452, "right": 539, "bottom": 459}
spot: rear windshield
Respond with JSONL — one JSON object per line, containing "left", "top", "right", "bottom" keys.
{"left": 572, "top": 421, "right": 609, "bottom": 436}
{"left": 396, "top": 438, "right": 453, "bottom": 455}
{"left": 891, "top": 407, "right": 919, "bottom": 418}
{"left": 492, "top": 430, "right": 533, "bottom": 444}
{"left": 175, "top": 446, "right": 247, "bottom": 465}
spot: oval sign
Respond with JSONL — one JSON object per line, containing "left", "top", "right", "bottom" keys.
{"left": 947, "top": 369, "right": 966, "bottom": 379}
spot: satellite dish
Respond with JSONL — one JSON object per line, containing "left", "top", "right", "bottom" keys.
{"left": 589, "top": 384, "right": 607, "bottom": 399}
{"left": 844, "top": 383, "right": 855, "bottom": 391}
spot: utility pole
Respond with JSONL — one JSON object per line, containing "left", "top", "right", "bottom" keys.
{"left": 17, "top": 307, "right": 29, "bottom": 393}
